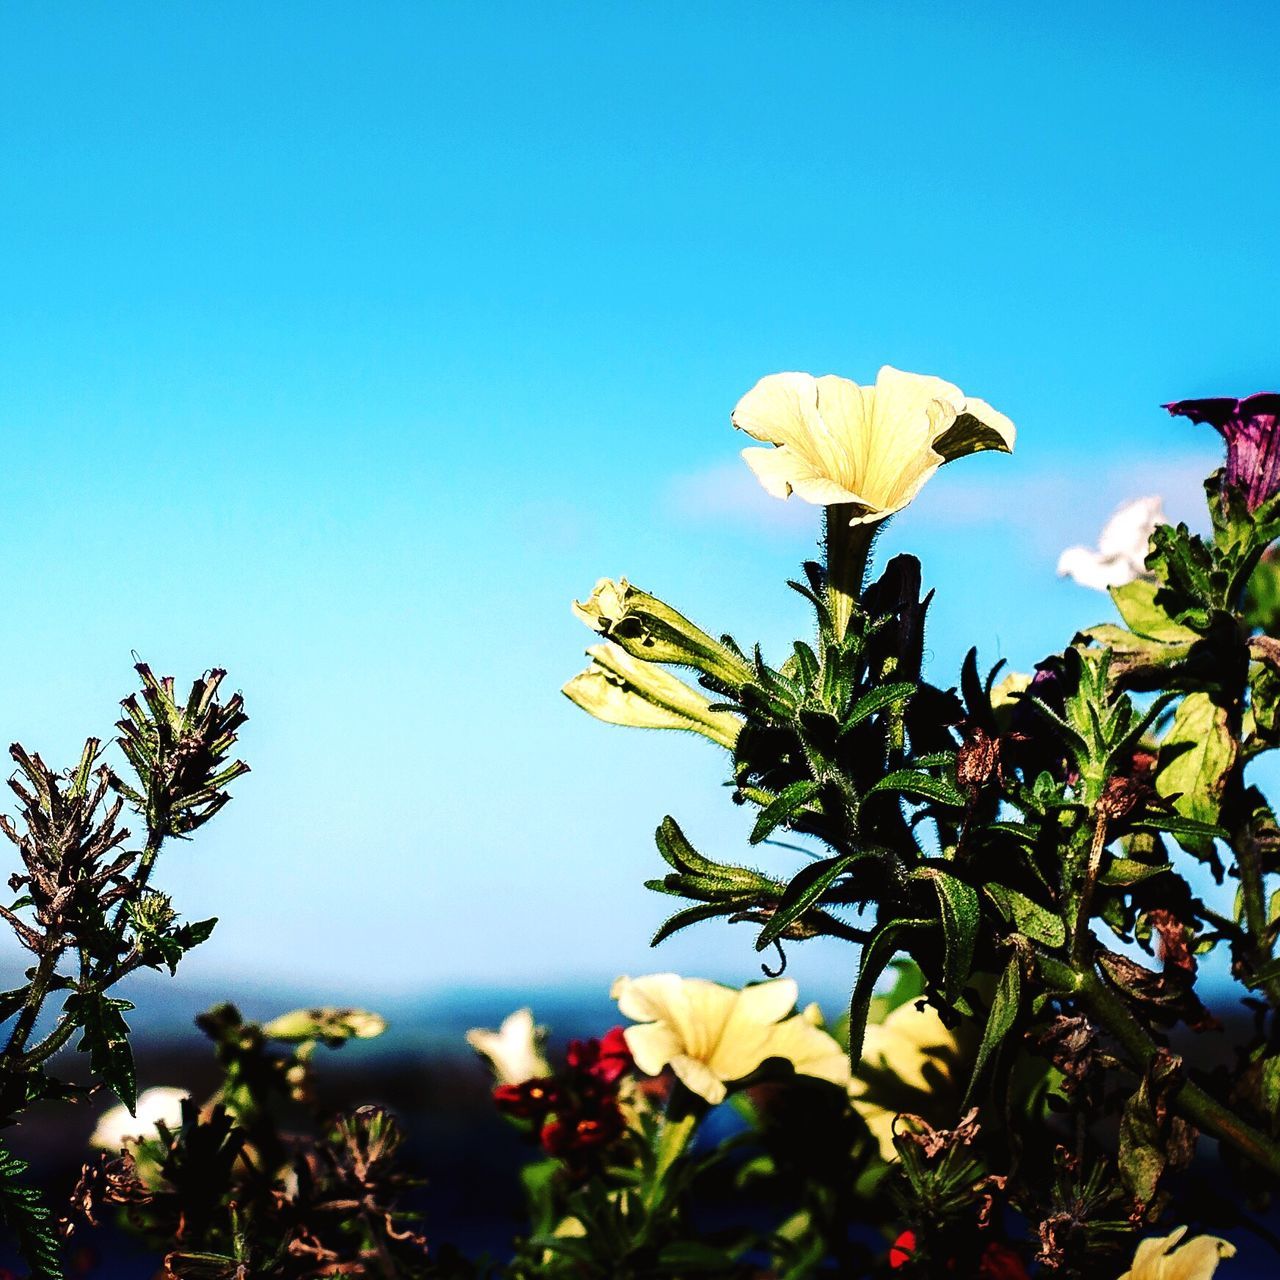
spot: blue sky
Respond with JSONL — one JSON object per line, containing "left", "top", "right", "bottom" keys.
{"left": 1, "top": 2, "right": 1278, "bottom": 1005}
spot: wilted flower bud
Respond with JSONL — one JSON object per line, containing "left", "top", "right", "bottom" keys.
{"left": 563, "top": 643, "right": 742, "bottom": 750}
{"left": 572, "top": 578, "right": 752, "bottom": 688}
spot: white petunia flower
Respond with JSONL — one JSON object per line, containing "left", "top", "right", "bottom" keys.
{"left": 1116, "top": 1225, "right": 1236, "bottom": 1280}
{"left": 611, "top": 973, "right": 850, "bottom": 1105}
{"left": 466, "top": 1008, "right": 551, "bottom": 1086}
{"left": 733, "top": 365, "right": 1015, "bottom": 525}
{"left": 1058, "top": 496, "right": 1167, "bottom": 592}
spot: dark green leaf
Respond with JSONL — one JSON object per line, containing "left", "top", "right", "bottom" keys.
{"left": 867, "top": 769, "right": 965, "bottom": 809}
{"left": 0, "top": 1141, "right": 62, "bottom": 1279}
{"left": 749, "top": 779, "right": 821, "bottom": 844}
{"left": 839, "top": 682, "right": 916, "bottom": 735}
{"left": 917, "top": 868, "right": 979, "bottom": 1001}
{"left": 963, "top": 953, "right": 1021, "bottom": 1106}
{"left": 66, "top": 992, "right": 136, "bottom": 1110}
{"left": 651, "top": 901, "right": 739, "bottom": 947}
{"left": 756, "top": 853, "right": 868, "bottom": 950}
{"left": 984, "top": 884, "right": 1065, "bottom": 947}
{"left": 848, "top": 918, "right": 931, "bottom": 1067}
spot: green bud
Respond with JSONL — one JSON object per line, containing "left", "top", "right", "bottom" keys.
{"left": 573, "top": 578, "right": 752, "bottom": 688}
{"left": 563, "top": 642, "right": 741, "bottom": 750}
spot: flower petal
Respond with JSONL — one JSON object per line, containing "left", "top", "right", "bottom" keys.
{"left": 669, "top": 1054, "right": 728, "bottom": 1104}
{"left": 740, "top": 445, "right": 880, "bottom": 510}
{"left": 762, "top": 1013, "right": 851, "bottom": 1087}
{"left": 731, "top": 372, "right": 827, "bottom": 452}
{"left": 622, "top": 1021, "right": 683, "bottom": 1078}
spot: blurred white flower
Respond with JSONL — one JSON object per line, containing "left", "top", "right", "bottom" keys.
{"left": 466, "top": 1008, "right": 551, "bottom": 1086}
{"left": 612, "top": 973, "right": 849, "bottom": 1105}
{"left": 1057, "top": 496, "right": 1167, "bottom": 591}
{"left": 1116, "top": 1225, "right": 1236, "bottom": 1279}
{"left": 90, "top": 1086, "right": 189, "bottom": 1151}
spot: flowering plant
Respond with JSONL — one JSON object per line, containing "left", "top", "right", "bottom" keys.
{"left": 6, "top": 366, "right": 1280, "bottom": 1280}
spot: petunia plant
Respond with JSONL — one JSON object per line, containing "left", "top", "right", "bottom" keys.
{"left": 563, "top": 366, "right": 1280, "bottom": 1275}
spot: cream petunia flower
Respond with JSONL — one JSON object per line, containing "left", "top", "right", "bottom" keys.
{"left": 466, "top": 1008, "right": 551, "bottom": 1086}
{"left": 90, "top": 1086, "right": 189, "bottom": 1151}
{"left": 1116, "top": 1226, "right": 1236, "bottom": 1280}
{"left": 848, "top": 999, "right": 960, "bottom": 1161}
{"left": 1058, "top": 496, "right": 1167, "bottom": 592}
{"left": 732, "top": 365, "right": 1015, "bottom": 525}
{"left": 611, "top": 973, "right": 850, "bottom": 1105}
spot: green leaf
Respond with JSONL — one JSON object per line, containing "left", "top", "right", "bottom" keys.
{"left": 749, "top": 779, "right": 822, "bottom": 844}
{"left": 1098, "top": 859, "right": 1170, "bottom": 887}
{"left": 1109, "top": 578, "right": 1200, "bottom": 643}
{"left": 1155, "top": 693, "right": 1237, "bottom": 840}
{"left": 867, "top": 768, "right": 965, "bottom": 809}
{"left": 1130, "top": 812, "right": 1228, "bottom": 843}
{"left": 655, "top": 816, "right": 721, "bottom": 876}
{"left": 984, "top": 884, "right": 1065, "bottom": 947}
{"left": 839, "top": 682, "right": 916, "bottom": 734}
{"left": 847, "top": 918, "right": 931, "bottom": 1067}
{"left": 66, "top": 992, "right": 136, "bottom": 1110}
{"left": 963, "top": 953, "right": 1021, "bottom": 1106}
{"left": 917, "top": 868, "right": 979, "bottom": 1002}
{"left": 651, "top": 901, "right": 738, "bottom": 947}
{"left": 755, "top": 853, "right": 869, "bottom": 950}
{"left": 0, "top": 1141, "right": 62, "bottom": 1279}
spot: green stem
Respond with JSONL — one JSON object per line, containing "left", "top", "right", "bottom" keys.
{"left": 1, "top": 947, "right": 64, "bottom": 1071}
{"left": 1038, "top": 951, "right": 1280, "bottom": 1177}
{"left": 824, "top": 507, "right": 877, "bottom": 642}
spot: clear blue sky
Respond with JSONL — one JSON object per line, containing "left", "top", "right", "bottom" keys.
{"left": 1, "top": 2, "right": 1278, "bottom": 1004}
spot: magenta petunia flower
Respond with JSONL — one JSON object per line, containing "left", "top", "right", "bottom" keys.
{"left": 1165, "top": 393, "right": 1280, "bottom": 512}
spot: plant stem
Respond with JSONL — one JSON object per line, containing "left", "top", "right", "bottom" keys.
{"left": 1, "top": 947, "right": 63, "bottom": 1071}
{"left": 824, "top": 507, "right": 876, "bottom": 642}
{"left": 1038, "top": 951, "right": 1280, "bottom": 1177}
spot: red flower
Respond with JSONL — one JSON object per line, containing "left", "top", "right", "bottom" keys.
{"left": 565, "top": 1027, "right": 635, "bottom": 1086}
{"left": 979, "top": 1241, "right": 1029, "bottom": 1279}
{"left": 889, "top": 1230, "right": 917, "bottom": 1269}
{"left": 540, "top": 1100, "right": 625, "bottom": 1159}
{"left": 493, "top": 1078, "right": 559, "bottom": 1121}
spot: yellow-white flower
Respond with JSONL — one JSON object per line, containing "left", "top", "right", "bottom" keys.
{"left": 466, "top": 1007, "right": 551, "bottom": 1086}
{"left": 90, "top": 1086, "right": 189, "bottom": 1151}
{"left": 611, "top": 973, "right": 850, "bottom": 1105}
{"left": 848, "top": 999, "right": 960, "bottom": 1161}
{"left": 733, "top": 365, "right": 1015, "bottom": 525}
{"left": 562, "top": 642, "right": 741, "bottom": 749}
{"left": 1117, "top": 1226, "right": 1236, "bottom": 1280}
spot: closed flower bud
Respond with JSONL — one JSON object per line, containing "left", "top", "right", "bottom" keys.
{"left": 572, "top": 578, "right": 753, "bottom": 688}
{"left": 563, "top": 643, "right": 742, "bottom": 750}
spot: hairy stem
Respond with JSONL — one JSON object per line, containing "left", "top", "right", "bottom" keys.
{"left": 1038, "top": 951, "right": 1280, "bottom": 1178}
{"left": 824, "top": 508, "right": 876, "bottom": 642}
